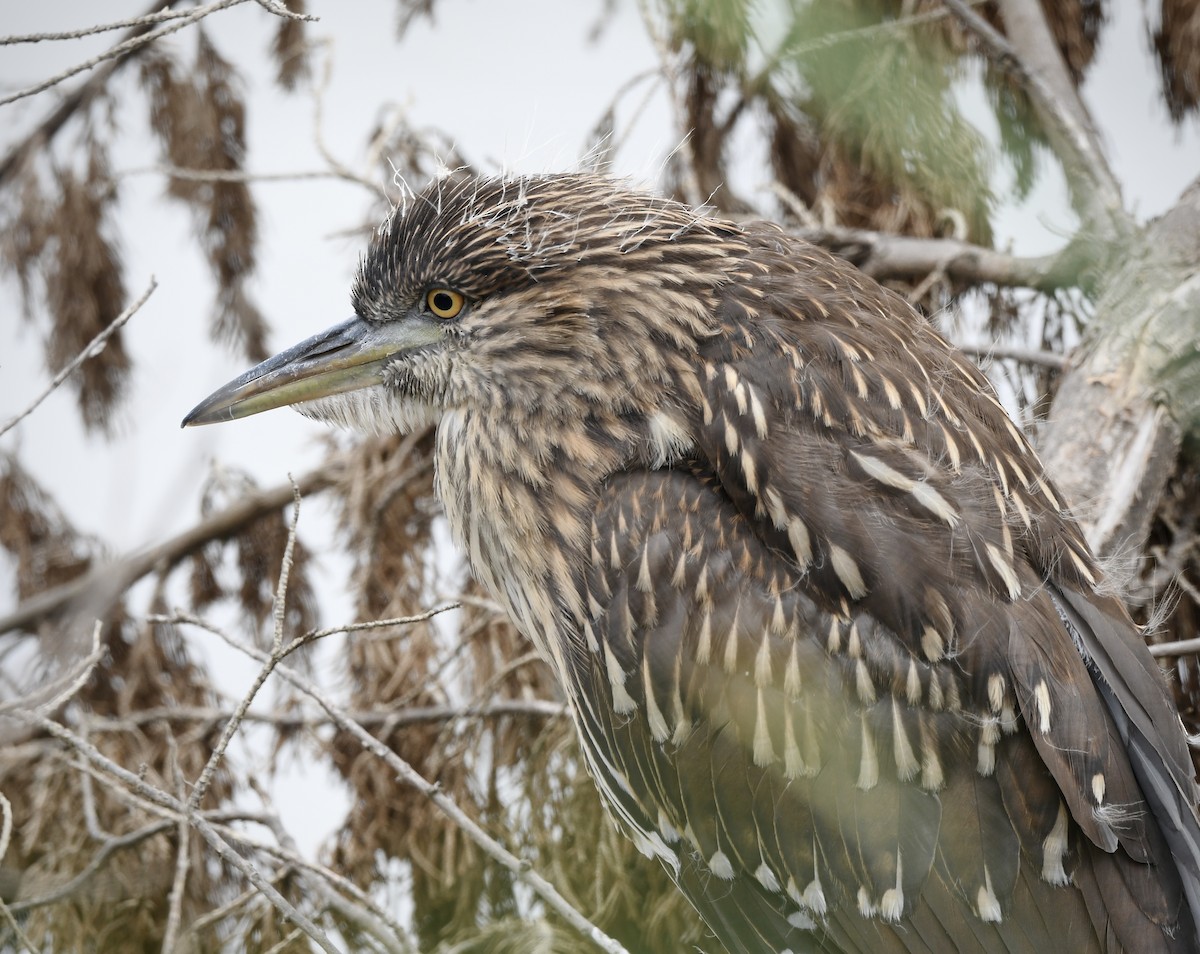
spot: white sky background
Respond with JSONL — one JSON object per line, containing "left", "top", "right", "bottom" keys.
{"left": 1, "top": 0, "right": 1198, "bottom": 865}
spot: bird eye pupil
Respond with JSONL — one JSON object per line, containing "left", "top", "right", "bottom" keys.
{"left": 427, "top": 288, "right": 464, "bottom": 319}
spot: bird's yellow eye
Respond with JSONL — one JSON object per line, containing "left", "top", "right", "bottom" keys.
{"left": 426, "top": 288, "right": 465, "bottom": 319}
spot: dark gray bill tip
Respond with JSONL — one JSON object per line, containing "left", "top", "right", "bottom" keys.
{"left": 181, "top": 395, "right": 238, "bottom": 428}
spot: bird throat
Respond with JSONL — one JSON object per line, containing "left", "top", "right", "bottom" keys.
{"left": 433, "top": 405, "right": 606, "bottom": 669}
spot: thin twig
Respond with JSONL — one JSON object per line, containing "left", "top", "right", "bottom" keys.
{"left": 0, "top": 278, "right": 156, "bottom": 439}
{"left": 79, "top": 746, "right": 106, "bottom": 840}
{"left": 228, "top": 785, "right": 413, "bottom": 953}
{"left": 182, "top": 617, "right": 630, "bottom": 954}
{"left": 0, "top": 3, "right": 303, "bottom": 45}
{"left": 310, "top": 39, "right": 387, "bottom": 198}
{"left": 271, "top": 480, "right": 302, "bottom": 653}
{"left": 634, "top": 0, "right": 702, "bottom": 207}
{"left": 83, "top": 698, "right": 566, "bottom": 732}
{"left": 185, "top": 481, "right": 304, "bottom": 814}
{"left": 195, "top": 821, "right": 341, "bottom": 953}
{"left": 0, "top": 0, "right": 248, "bottom": 108}
{"left": 1150, "top": 574, "right": 1200, "bottom": 658}
{"left": 119, "top": 164, "right": 349, "bottom": 184}
{"left": 0, "top": 621, "right": 105, "bottom": 715}
{"left": 584, "top": 67, "right": 662, "bottom": 171}
{"left": 185, "top": 881, "right": 276, "bottom": 936}
{"left": 906, "top": 255, "right": 954, "bottom": 305}
{"left": 293, "top": 604, "right": 463, "bottom": 645}
{"left": 252, "top": 0, "right": 317, "bottom": 23}
{"left": 0, "top": 792, "right": 11, "bottom": 867}
{"left": 260, "top": 929, "right": 306, "bottom": 954}
{"left": 162, "top": 737, "right": 191, "bottom": 954}
{"left": 0, "top": 0, "right": 314, "bottom": 184}
{"left": 0, "top": 892, "right": 36, "bottom": 954}
{"left": 768, "top": 182, "right": 820, "bottom": 230}
{"left": 14, "top": 713, "right": 343, "bottom": 953}
{"left": 6, "top": 819, "right": 174, "bottom": 912}
{"left": 0, "top": 793, "right": 34, "bottom": 952}
{"left": 0, "top": 0, "right": 186, "bottom": 185}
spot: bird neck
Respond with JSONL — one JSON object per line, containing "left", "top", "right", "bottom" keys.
{"left": 433, "top": 387, "right": 693, "bottom": 668}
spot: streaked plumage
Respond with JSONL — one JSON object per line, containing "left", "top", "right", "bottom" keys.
{"left": 185, "top": 173, "right": 1200, "bottom": 953}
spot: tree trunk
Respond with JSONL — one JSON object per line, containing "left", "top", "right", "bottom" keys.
{"left": 1040, "top": 177, "right": 1200, "bottom": 564}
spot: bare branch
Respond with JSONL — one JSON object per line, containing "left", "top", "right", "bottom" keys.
{"left": 118, "top": 163, "right": 351, "bottom": 184}
{"left": 0, "top": 621, "right": 104, "bottom": 715}
{"left": 0, "top": 278, "right": 156, "bottom": 439}
{"left": 1151, "top": 637, "right": 1200, "bottom": 658}
{"left": 12, "top": 712, "right": 344, "bottom": 953}
{"left": 0, "top": 3, "right": 310, "bottom": 45}
{"left": 790, "top": 222, "right": 1066, "bottom": 292}
{"left": 7, "top": 818, "right": 174, "bottom": 913}
{"left": 226, "top": 786, "right": 413, "bottom": 953}
{"left": 178, "top": 614, "right": 630, "bottom": 954}
{"left": 252, "top": 0, "right": 317, "bottom": 23}
{"left": 958, "top": 343, "right": 1066, "bottom": 370}
{"left": 162, "top": 739, "right": 191, "bottom": 954}
{"left": 0, "top": 457, "right": 347, "bottom": 636}
{"left": 0, "top": 0, "right": 314, "bottom": 186}
{"left": 84, "top": 698, "right": 566, "bottom": 733}
{"left": 0, "top": 792, "right": 11, "bottom": 869}
{"left": 0, "top": 0, "right": 250, "bottom": 108}
{"left": 184, "top": 482, "right": 305, "bottom": 814}
{"left": 309, "top": 40, "right": 389, "bottom": 199}
{"left": 1039, "top": 179, "right": 1200, "bottom": 560}
{"left": 943, "top": 0, "right": 1129, "bottom": 236}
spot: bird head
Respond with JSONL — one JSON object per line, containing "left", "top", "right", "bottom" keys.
{"left": 183, "top": 174, "right": 736, "bottom": 439}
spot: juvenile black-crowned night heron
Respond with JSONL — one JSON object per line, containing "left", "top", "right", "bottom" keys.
{"left": 185, "top": 174, "right": 1200, "bottom": 953}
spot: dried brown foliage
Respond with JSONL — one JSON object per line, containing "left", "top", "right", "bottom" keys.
{"left": 141, "top": 34, "right": 268, "bottom": 362}
{"left": 394, "top": 0, "right": 439, "bottom": 37}
{"left": 271, "top": 0, "right": 311, "bottom": 90}
{"left": 1, "top": 141, "right": 131, "bottom": 433}
{"left": 1134, "top": 459, "right": 1200, "bottom": 774}
{"left": 327, "top": 432, "right": 514, "bottom": 947}
{"left": 951, "top": 0, "right": 1107, "bottom": 82}
{"left": 1, "top": 5, "right": 284, "bottom": 435}
{"left": 0, "top": 456, "right": 98, "bottom": 605}
{"left": 185, "top": 467, "right": 320, "bottom": 640}
{"left": 0, "top": 461, "right": 240, "bottom": 948}
{"left": 1040, "top": 0, "right": 1107, "bottom": 80}
{"left": 327, "top": 433, "right": 450, "bottom": 889}
{"left": 1153, "top": 0, "right": 1200, "bottom": 123}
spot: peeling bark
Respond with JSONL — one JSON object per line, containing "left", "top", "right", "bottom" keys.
{"left": 1040, "top": 178, "right": 1200, "bottom": 562}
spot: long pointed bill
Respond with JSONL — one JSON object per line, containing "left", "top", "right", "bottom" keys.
{"left": 182, "top": 315, "right": 441, "bottom": 427}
